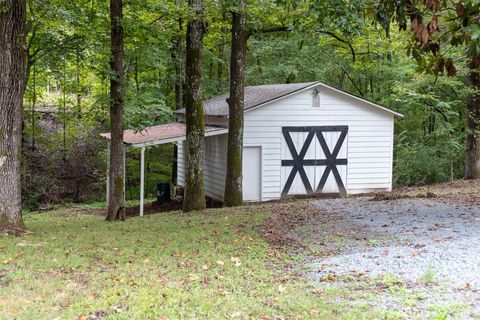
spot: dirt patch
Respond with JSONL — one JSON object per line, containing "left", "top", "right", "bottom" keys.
{"left": 393, "top": 178, "right": 480, "bottom": 204}
{"left": 370, "top": 191, "right": 437, "bottom": 201}
{"left": 73, "top": 198, "right": 184, "bottom": 217}
{"left": 74, "top": 196, "right": 225, "bottom": 218}
{"left": 259, "top": 201, "right": 317, "bottom": 249}
{"left": 124, "top": 198, "right": 184, "bottom": 216}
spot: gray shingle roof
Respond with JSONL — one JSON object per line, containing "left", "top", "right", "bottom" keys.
{"left": 174, "top": 81, "right": 403, "bottom": 117}
{"left": 175, "top": 82, "right": 318, "bottom": 116}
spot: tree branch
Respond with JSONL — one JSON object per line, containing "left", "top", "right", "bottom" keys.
{"left": 247, "top": 25, "right": 289, "bottom": 38}
{"left": 246, "top": 25, "right": 356, "bottom": 63}
{"left": 339, "top": 65, "right": 364, "bottom": 96}
{"left": 315, "top": 29, "right": 356, "bottom": 62}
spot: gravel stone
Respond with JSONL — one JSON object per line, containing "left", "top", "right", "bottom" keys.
{"left": 301, "top": 197, "right": 480, "bottom": 318}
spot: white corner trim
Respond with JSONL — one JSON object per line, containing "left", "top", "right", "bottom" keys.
{"left": 0, "top": 155, "right": 6, "bottom": 169}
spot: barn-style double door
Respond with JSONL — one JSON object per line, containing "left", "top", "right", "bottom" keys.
{"left": 281, "top": 126, "right": 348, "bottom": 198}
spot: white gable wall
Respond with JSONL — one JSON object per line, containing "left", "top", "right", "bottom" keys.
{"left": 243, "top": 85, "right": 394, "bottom": 201}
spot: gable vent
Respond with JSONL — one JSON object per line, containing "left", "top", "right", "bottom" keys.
{"left": 312, "top": 89, "right": 320, "bottom": 108}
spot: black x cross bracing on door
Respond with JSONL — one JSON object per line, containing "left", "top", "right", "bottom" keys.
{"left": 281, "top": 126, "right": 348, "bottom": 197}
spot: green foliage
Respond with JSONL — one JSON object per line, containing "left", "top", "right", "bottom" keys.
{"left": 20, "top": 0, "right": 477, "bottom": 209}
{"left": 125, "top": 145, "right": 173, "bottom": 201}
{"left": 385, "top": 73, "right": 469, "bottom": 186}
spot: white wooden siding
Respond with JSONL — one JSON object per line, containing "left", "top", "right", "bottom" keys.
{"left": 177, "top": 134, "right": 228, "bottom": 201}
{"left": 243, "top": 86, "right": 394, "bottom": 201}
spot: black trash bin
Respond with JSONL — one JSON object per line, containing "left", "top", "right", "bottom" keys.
{"left": 156, "top": 182, "right": 171, "bottom": 204}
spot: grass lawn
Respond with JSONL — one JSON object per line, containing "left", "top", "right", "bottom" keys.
{"left": 0, "top": 202, "right": 363, "bottom": 320}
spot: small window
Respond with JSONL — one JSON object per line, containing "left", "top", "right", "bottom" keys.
{"left": 312, "top": 89, "right": 320, "bottom": 108}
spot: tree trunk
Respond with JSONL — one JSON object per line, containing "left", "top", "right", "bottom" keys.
{"left": 171, "top": 4, "right": 184, "bottom": 186}
{"left": 106, "top": 0, "right": 126, "bottom": 221}
{"left": 75, "top": 47, "right": 82, "bottom": 117}
{"left": 0, "top": 0, "right": 27, "bottom": 233}
{"left": 465, "top": 62, "right": 480, "bottom": 179}
{"left": 224, "top": 0, "right": 247, "bottom": 207}
{"left": 183, "top": 0, "right": 206, "bottom": 212}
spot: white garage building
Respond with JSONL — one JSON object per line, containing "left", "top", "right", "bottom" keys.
{"left": 175, "top": 81, "right": 402, "bottom": 202}
{"left": 102, "top": 81, "right": 402, "bottom": 213}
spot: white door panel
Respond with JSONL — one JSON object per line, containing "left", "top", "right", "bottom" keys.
{"left": 281, "top": 127, "right": 348, "bottom": 197}
{"left": 243, "top": 147, "right": 261, "bottom": 201}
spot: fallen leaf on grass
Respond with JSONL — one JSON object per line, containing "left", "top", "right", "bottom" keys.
{"left": 310, "top": 309, "right": 319, "bottom": 317}
{"left": 216, "top": 260, "right": 225, "bottom": 266}
{"left": 219, "top": 289, "right": 229, "bottom": 296}
{"left": 111, "top": 305, "right": 128, "bottom": 313}
{"left": 202, "top": 264, "right": 209, "bottom": 270}
{"left": 458, "top": 283, "right": 472, "bottom": 291}
{"left": 143, "top": 258, "right": 150, "bottom": 264}
{"left": 61, "top": 298, "right": 72, "bottom": 308}
{"left": 230, "top": 257, "right": 241, "bottom": 267}
{"left": 327, "top": 274, "right": 337, "bottom": 281}
{"left": 312, "top": 288, "right": 325, "bottom": 296}
{"left": 432, "top": 237, "right": 442, "bottom": 243}
{"left": 2, "top": 258, "right": 12, "bottom": 265}
{"left": 189, "top": 274, "right": 200, "bottom": 281}
{"left": 278, "top": 285, "right": 286, "bottom": 293}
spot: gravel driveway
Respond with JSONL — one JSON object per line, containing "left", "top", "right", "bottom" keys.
{"left": 299, "top": 197, "right": 480, "bottom": 319}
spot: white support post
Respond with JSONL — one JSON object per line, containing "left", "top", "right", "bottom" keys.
{"left": 140, "top": 147, "right": 145, "bottom": 217}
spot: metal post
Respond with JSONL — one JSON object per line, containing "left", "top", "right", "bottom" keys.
{"left": 140, "top": 147, "right": 145, "bottom": 217}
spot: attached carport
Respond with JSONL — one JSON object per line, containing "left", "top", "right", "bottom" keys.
{"left": 100, "top": 122, "right": 228, "bottom": 216}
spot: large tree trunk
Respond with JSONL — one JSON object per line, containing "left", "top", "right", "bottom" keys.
{"left": 106, "top": 0, "right": 126, "bottom": 221}
{"left": 224, "top": 0, "right": 247, "bottom": 207}
{"left": 465, "top": 62, "right": 480, "bottom": 179}
{"left": 0, "top": 0, "right": 27, "bottom": 233}
{"left": 171, "top": 4, "right": 184, "bottom": 186}
{"left": 183, "top": 0, "right": 206, "bottom": 212}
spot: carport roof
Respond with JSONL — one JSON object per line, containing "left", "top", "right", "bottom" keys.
{"left": 100, "top": 122, "right": 228, "bottom": 148}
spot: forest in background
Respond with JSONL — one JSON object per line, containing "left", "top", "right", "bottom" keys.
{"left": 20, "top": 0, "right": 472, "bottom": 210}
